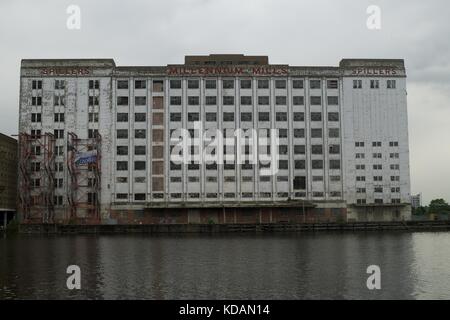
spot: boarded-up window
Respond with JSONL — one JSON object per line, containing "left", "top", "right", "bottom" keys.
{"left": 153, "top": 113, "right": 164, "bottom": 125}
{"left": 153, "top": 96, "right": 164, "bottom": 109}
{"left": 153, "top": 146, "right": 164, "bottom": 159}
{"left": 152, "top": 161, "right": 164, "bottom": 175}
{"left": 152, "top": 177, "right": 164, "bottom": 191}
{"left": 153, "top": 129, "right": 164, "bottom": 142}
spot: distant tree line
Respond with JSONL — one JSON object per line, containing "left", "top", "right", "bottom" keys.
{"left": 413, "top": 198, "right": 450, "bottom": 215}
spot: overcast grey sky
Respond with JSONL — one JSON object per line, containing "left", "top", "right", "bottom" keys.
{"left": 0, "top": 0, "right": 449, "bottom": 204}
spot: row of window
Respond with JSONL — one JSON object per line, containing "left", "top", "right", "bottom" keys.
{"left": 355, "top": 141, "right": 399, "bottom": 147}
{"left": 355, "top": 153, "right": 400, "bottom": 159}
{"left": 353, "top": 79, "right": 396, "bottom": 89}
{"left": 115, "top": 191, "right": 342, "bottom": 201}
{"left": 356, "top": 198, "right": 402, "bottom": 204}
{"left": 356, "top": 164, "right": 400, "bottom": 170}
{"left": 355, "top": 176, "right": 400, "bottom": 182}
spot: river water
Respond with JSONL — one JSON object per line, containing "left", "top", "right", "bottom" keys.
{"left": 1, "top": 231, "right": 449, "bottom": 299}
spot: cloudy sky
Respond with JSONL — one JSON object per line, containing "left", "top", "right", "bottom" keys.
{"left": 0, "top": 0, "right": 448, "bottom": 204}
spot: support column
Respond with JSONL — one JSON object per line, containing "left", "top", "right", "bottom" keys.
{"left": 3, "top": 212, "right": 7, "bottom": 229}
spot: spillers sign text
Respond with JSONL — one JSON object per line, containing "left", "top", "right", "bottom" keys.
{"left": 167, "top": 66, "right": 289, "bottom": 76}
{"left": 40, "top": 67, "right": 90, "bottom": 76}
{"left": 351, "top": 67, "right": 398, "bottom": 76}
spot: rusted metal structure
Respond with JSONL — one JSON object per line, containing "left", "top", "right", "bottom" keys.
{"left": 67, "top": 132, "right": 102, "bottom": 224}
{"left": 18, "top": 132, "right": 56, "bottom": 223}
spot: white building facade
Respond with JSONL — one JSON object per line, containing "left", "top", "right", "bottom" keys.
{"left": 18, "top": 55, "right": 411, "bottom": 224}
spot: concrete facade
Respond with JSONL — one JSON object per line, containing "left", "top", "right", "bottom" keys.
{"left": 18, "top": 55, "right": 411, "bottom": 224}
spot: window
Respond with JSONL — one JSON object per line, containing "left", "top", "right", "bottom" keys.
{"left": 89, "top": 80, "right": 99, "bottom": 89}
{"left": 390, "top": 176, "right": 400, "bottom": 181}
{"left": 116, "top": 161, "right": 128, "bottom": 171}
{"left": 310, "top": 80, "right": 321, "bottom": 89}
{"left": 135, "top": 129, "right": 146, "bottom": 139}
{"left": 356, "top": 176, "right": 366, "bottom": 182}
{"left": 390, "top": 153, "right": 400, "bottom": 159}
{"left": 32, "top": 97, "right": 42, "bottom": 106}
{"left": 258, "top": 96, "right": 269, "bottom": 105}
{"left": 293, "top": 176, "right": 306, "bottom": 190}
{"left": 293, "top": 112, "right": 304, "bottom": 121}
{"left": 293, "top": 96, "right": 304, "bottom": 105}
{"left": 205, "top": 79, "right": 216, "bottom": 89}
{"left": 31, "top": 129, "right": 41, "bottom": 139}
{"left": 222, "top": 79, "right": 234, "bottom": 89}
{"left": 135, "top": 145, "right": 146, "bottom": 155}
{"left": 134, "top": 113, "right": 146, "bottom": 122}
{"left": 117, "top": 129, "right": 128, "bottom": 139}
{"left": 206, "top": 112, "right": 216, "bottom": 121}
{"left": 312, "top": 145, "right": 322, "bottom": 154}
{"left": 327, "top": 80, "right": 338, "bottom": 89}
{"left": 187, "top": 79, "right": 199, "bottom": 89}
{"left": 116, "top": 193, "right": 128, "bottom": 200}
{"left": 330, "top": 160, "right": 340, "bottom": 169}
{"left": 329, "top": 144, "right": 340, "bottom": 154}
{"left": 258, "top": 112, "right": 270, "bottom": 121}
{"left": 54, "top": 129, "right": 64, "bottom": 139}
{"left": 275, "top": 96, "right": 286, "bottom": 105}
{"left": 329, "top": 128, "right": 339, "bottom": 138}
{"left": 135, "top": 96, "right": 146, "bottom": 106}
{"left": 53, "top": 113, "right": 64, "bottom": 122}
{"left": 134, "top": 194, "right": 146, "bottom": 201}
{"left": 223, "top": 112, "right": 235, "bottom": 122}
{"left": 32, "top": 80, "right": 42, "bottom": 90}
{"left": 275, "top": 80, "right": 286, "bottom": 89}
{"left": 241, "top": 112, "right": 252, "bottom": 122}
{"left": 170, "top": 80, "right": 182, "bottom": 89}
{"left": 294, "top": 160, "right": 306, "bottom": 169}
{"left": 278, "top": 145, "right": 288, "bottom": 155}
{"left": 134, "top": 161, "right": 146, "bottom": 170}
{"left": 31, "top": 113, "right": 41, "bottom": 123}
{"left": 89, "top": 96, "right": 99, "bottom": 106}
{"left": 311, "top": 128, "right": 322, "bottom": 138}
{"left": 292, "top": 79, "right": 304, "bottom": 89}
{"left": 188, "top": 112, "right": 199, "bottom": 122}
{"left": 117, "top": 113, "right": 128, "bottom": 122}
{"left": 373, "top": 164, "right": 382, "bottom": 170}
{"left": 278, "top": 129, "right": 287, "bottom": 138}
{"left": 387, "top": 80, "right": 396, "bottom": 89}
{"left": 276, "top": 112, "right": 287, "bottom": 121}
{"left": 357, "top": 199, "right": 366, "bottom": 204}
{"left": 117, "top": 146, "right": 128, "bottom": 155}
{"left": 370, "top": 80, "right": 379, "bottom": 89}
{"left": 240, "top": 79, "right": 252, "bottom": 89}
{"left": 88, "top": 113, "right": 99, "bottom": 123}
{"left": 294, "top": 129, "right": 305, "bottom": 138}
{"left": 374, "top": 176, "right": 383, "bottom": 182}
{"left": 327, "top": 96, "right": 338, "bottom": 105}
{"left": 313, "top": 176, "right": 323, "bottom": 181}
{"left": 310, "top": 96, "right": 321, "bottom": 105}
{"left": 294, "top": 145, "right": 305, "bottom": 154}
{"left": 88, "top": 129, "right": 98, "bottom": 139}
{"left": 240, "top": 96, "right": 252, "bottom": 105}
{"left": 223, "top": 96, "right": 234, "bottom": 105}
{"left": 372, "top": 141, "right": 382, "bottom": 147}
{"left": 390, "top": 164, "right": 400, "bottom": 170}
{"left": 170, "top": 113, "right": 181, "bottom": 121}
{"left": 278, "top": 160, "right": 288, "bottom": 169}
{"left": 312, "top": 160, "right": 323, "bottom": 169}
{"left": 353, "top": 80, "right": 362, "bottom": 89}
{"left": 117, "top": 80, "right": 128, "bottom": 89}
{"left": 328, "top": 112, "right": 339, "bottom": 121}
{"left": 389, "top": 141, "right": 399, "bottom": 147}
{"left": 355, "top": 141, "right": 365, "bottom": 147}
{"left": 205, "top": 96, "right": 217, "bottom": 105}
{"left": 117, "top": 96, "right": 129, "bottom": 106}
{"left": 135, "top": 80, "right": 146, "bottom": 89}
{"left": 311, "top": 112, "right": 322, "bottom": 121}
{"left": 188, "top": 96, "right": 199, "bottom": 105}
{"left": 258, "top": 79, "right": 269, "bottom": 89}
{"left": 373, "top": 153, "right": 382, "bottom": 159}
{"left": 356, "top": 153, "right": 365, "bottom": 159}
{"left": 54, "top": 95, "right": 65, "bottom": 106}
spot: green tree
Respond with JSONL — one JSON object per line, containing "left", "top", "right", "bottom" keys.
{"left": 428, "top": 199, "right": 450, "bottom": 214}
{"left": 413, "top": 206, "right": 427, "bottom": 215}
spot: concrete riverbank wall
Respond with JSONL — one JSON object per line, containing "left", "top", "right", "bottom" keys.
{"left": 18, "top": 220, "right": 450, "bottom": 234}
